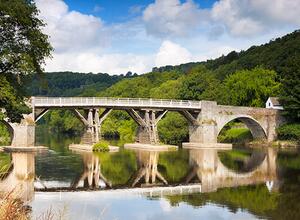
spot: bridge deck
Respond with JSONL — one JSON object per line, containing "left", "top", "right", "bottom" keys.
{"left": 32, "top": 97, "right": 202, "bottom": 110}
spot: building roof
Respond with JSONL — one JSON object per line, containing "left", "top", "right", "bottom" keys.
{"left": 269, "top": 97, "right": 281, "bottom": 106}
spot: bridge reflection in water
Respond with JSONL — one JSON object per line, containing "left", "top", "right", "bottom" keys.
{"left": 185, "top": 147, "right": 277, "bottom": 192}
{"left": 0, "top": 146, "right": 279, "bottom": 204}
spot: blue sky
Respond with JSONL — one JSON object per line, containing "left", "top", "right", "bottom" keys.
{"left": 64, "top": 0, "right": 217, "bottom": 23}
{"left": 35, "top": 0, "right": 300, "bottom": 74}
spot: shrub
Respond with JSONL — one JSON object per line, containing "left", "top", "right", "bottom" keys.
{"left": 277, "top": 123, "right": 300, "bottom": 141}
{"left": 93, "top": 140, "right": 109, "bottom": 152}
{"left": 0, "top": 192, "right": 29, "bottom": 220}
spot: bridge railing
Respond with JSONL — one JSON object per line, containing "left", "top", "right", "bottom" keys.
{"left": 32, "top": 97, "right": 202, "bottom": 109}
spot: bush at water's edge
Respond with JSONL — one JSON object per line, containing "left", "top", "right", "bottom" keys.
{"left": 277, "top": 123, "right": 300, "bottom": 141}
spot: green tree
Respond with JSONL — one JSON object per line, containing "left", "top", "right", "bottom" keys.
{"left": 179, "top": 66, "right": 222, "bottom": 101}
{"left": 0, "top": 75, "right": 28, "bottom": 121}
{"left": 280, "top": 55, "right": 300, "bottom": 121}
{"left": 150, "top": 79, "right": 182, "bottom": 99}
{"left": 0, "top": 0, "right": 52, "bottom": 121}
{"left": 222, "top": 67, "right": 281, "bottom": 107}
{"left": 46, "top": 110, "right": 83, "bottom": 134}
{"left": 158, "top": 112, "right": 189, "bottom": 145}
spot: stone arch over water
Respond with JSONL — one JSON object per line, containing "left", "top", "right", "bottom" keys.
{"left": 217, "top": 115, "right": 267, "bottom": 141}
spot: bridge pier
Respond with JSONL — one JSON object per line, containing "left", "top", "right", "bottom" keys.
{"left": 126, "top": 109, "right": 167, "bottom": 144}
{"left": 73, "top": 108, "right": 112, "bottom": 144}
{"left": 180, "top": 101, "right": 219, "bottom": 146}
{"left": 3, "top": 114, "right": 36, "bottom": 147}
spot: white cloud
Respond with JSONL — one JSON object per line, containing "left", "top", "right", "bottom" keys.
{"left": 143, "top": 0, "right": 209, "bottom": 38}
{"left": 36, "top": 0, "right": 108, "bottom": 54}
{"left": 45, "top": 52, "right": 154, "bottom": 74}
{"left": 212, "top": 0, "right": 300, "bottom": 36}
{"left": 36, "top": 0, "right": 153, "bottom": 74}
{"left": 155, "top": 40, "right": 194, "bottom": 67}
{"left": 34, "top": 0, "right": 300, "bottom": 75}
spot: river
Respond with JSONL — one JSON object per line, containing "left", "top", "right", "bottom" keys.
{"left": 1, "top": 129, "right": 300, "bottom": 219}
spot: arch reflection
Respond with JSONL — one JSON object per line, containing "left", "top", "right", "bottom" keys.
{"left": 184, "top": 146, "right": 278, "bottom": 193}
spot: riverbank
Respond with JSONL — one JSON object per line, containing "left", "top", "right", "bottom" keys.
{"left": 245, "top": 140, "right": 299, "bottom": 149}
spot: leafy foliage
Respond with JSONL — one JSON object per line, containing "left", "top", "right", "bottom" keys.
{"left": 42, "top": 110, "right": 84, "bottom": 134}
{"left": 277, "top": 123, "right": 300, "bottom": 141}
{"left": 24, "top": 72, "right": 133, "bottom": 97}
{"left": 280, "top": 55, "right": 300, "bottom": 121}
{"left": 179, "top": 66, "right": 222, "bottom": 101}
{"left": 157, "top": 112, "right": 189, "bottom": 145}
{"left": 93, "top": 140, "right": 109, "bottom": 152}
{"left": 0, "top": 0, "right": 52, "bottom": 122}
{"left": 222, "top": 67, "right": 281, "bottom": 107}
{"left": 0, "top": 75, "right": 30, "bottom": 122}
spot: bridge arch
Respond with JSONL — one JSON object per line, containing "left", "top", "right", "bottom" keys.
{"left": 0, "top": 120, "right": 14, "bottom": 145}
{"left": 217, "top": 115, "right": 267, "bottom": 141}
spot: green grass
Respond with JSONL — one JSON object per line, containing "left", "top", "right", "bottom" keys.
{"left": 218, "top": 128, "right": 253, "bottom": 143}
{"left": 0, "top": 153, "right": 11, "bottom": 179}
{"left": 0, "top": 123, "right": 10, "bottom": 146}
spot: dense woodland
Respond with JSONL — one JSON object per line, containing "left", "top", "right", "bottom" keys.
{"left": 23, "top": 71, "right": 137, "bottom": 97}
{"left": 1, "top": 30, "right": 300, "bottom": 145}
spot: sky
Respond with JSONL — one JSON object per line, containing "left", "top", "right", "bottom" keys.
{"left": 35, "top": 0, "right": 300, "bottom": 75}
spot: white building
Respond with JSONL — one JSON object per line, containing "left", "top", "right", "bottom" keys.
{"left": 265, "top": 97, "right": 283, "bottom": 110}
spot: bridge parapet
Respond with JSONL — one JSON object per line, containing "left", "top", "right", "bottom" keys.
{"left": 32, "top": 97, "right": 202, "bottom": 110}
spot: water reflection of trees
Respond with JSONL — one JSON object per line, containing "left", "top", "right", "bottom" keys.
{"left": 71, "top": 149, "right": 190, "bottom": 188}
{"left": 98, "top": 150, "right": 137, "bottom": 186}
{"left": 165, "top": 184, "right": 279, "bottom": 217}
{"left": 164, "top": 147, "right": 300, "bottom": 219}
{"left": 158, "top": 150, "right": 189, "bottom": 183}
{"left": 71, "top": 149, "right": 137, "bottom": 188}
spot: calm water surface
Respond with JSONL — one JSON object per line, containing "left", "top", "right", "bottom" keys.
{"left": 1, "top": 130, "right": 300, "bottom": 220}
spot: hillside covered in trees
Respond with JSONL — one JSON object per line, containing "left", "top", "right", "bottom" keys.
{"left": 25, "top": 30, "right": 300, "bottom": 144}
{"left": 24, "top": 71, "right": 137, "bottom": 97}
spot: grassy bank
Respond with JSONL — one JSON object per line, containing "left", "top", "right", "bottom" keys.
{"left": 218, "top": 127, "right": 253, "bottom": 144}
{"left": 0, "top": 123, "right": 10, "bottom": 146}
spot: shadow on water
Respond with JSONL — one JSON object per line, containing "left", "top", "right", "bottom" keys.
{"left": 1, "top": 128, "right": 300, "bottom": 219}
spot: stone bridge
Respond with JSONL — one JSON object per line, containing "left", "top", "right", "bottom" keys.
{"left": 1, "top": 97, "right": 284, "bottom": 147}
